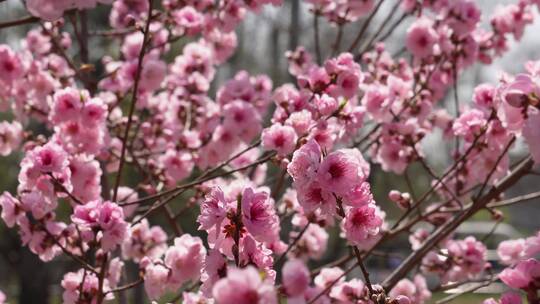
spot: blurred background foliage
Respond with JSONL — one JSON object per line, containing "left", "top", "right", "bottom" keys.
{"left": 0, "top": 0, "right": 539, "bottom": 303}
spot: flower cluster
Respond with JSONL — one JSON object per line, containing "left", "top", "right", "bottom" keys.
{"left": 288, "top": 139, "right": 383, "bottom": 245}
{"left": 482, "top": 230, "right": 540, "bottom": 303}
{"left": 142, "top": 234, "right": 206, "bottom": 299}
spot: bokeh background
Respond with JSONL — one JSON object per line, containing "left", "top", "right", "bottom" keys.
{"left": 0, "top": 0, "right": 539, "bottom": 303}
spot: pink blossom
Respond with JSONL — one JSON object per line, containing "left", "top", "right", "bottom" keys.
{"left": 159, "top": 149, "right": 194, "bottom": 184}
{"left": 143, "top": 259, "right": 170, "bottom": 300}
{"left": 500, "top": 292, "right": 524, "bottom": 304}
{"left": 498, "top": 239, "right": 526, "bottom": 265}
{"left": 222, "top": 101, "right": 262, "bottom": 142}
{"left": 69, "top": 156, "right": 102, "bottom": 203}
{"left": 453, "top": 109, "right": 487, "bottom": 141}
{"left": 299, "top": 66, "right": 330, "bottom": 94}
{"left": 287, "top": 139, "right": 322, "bottom": 186}
{"left": 314, "top": 94, "right": 339, "bottom": 116}
{"left": 183, "top": 292, "right": 214, "bottom": 304}
{"left": 446, "top": 0, "right": 481, "bottom": 36}
{"left": 282, "top": 259, "right": 310, "bottom": 297}
{"left": 241, "top": 187, "right": 280, "bottom": 244}
{"left": 497, "top": 100, "right": 526, "bottom": 132}
{"left": 314, "top": 267, "right": 344, "bottom": 289}
{"left": 198, "top": 187, "right": 228, "bottom": 233}
{"left": 343, "top": 181, "right": 375, "bottom": 207}
{"left": 165, "top": 234, "right": 207, "bottom": 287}
{"left": 406, "top": 18, "right": 438, "bottom": 58}
{"left": 446, "top": 237, "right": 488, "bottom": 282}
{"left": 98, "top": 201, "right": 128, "bottom": 251}
{"left": 201, "top": 249, "right": 227, "bottom": 296}
{"left": 296, "top": 180, "right": 335, "bottom": 214}
{"left": 389, "top": 275, "right": 431, "bottom": 304}
{"left": 20, "top": 190, "right": 57, "bottom": 220}
{"left": 377, "top": 138, "right": 409, "bottom": 174}
{"left": 61, "top": 269, "right": 113, "bottom": 304}
{"left": 500, "top": 258, "right": 540, "bottom": 289}
{"left": 500, "top": 74, "right": 539, "bottom": 108}
{"left": 288, "top": 224, "right": 328, "bottom": 260}
{"left": 286, "top": 47, "right": 314, "bottom": 77}
{"left": 0, "top": 192, "right": 22, "bottom": 228}
{"left": 212, "top": 266, "right": 277, "bottom": 304}
{"left": 207, "top": 30, "right": 238, "bottom": 64}
{"left": 72, "top": 200, "right": 128, "bottom": 251}
{"left": 394, "top": 295, "right": 412, "bottom": 304}
{"left": 523, "top": 108, "right": 540, "bottom": 164}
{"left": 362, "top": 86, "right": 392, "bottom": 122}
{"left": 39, "top": 143, "right": 70, "bottom": 174}
{"left": 121, "top": 32, "right": 144, "bottom": 60}
{"left": 139, "top": 59, "right": 166, "bottom": 92}
{"left": 0, "top": 45, "right": 24, "bottom": 84}
{"left": 239, "top": 235, "right": 275, "bottom": 276}
{"left": 122, "top": 219, "right": 167, "bottom": 262}
{"left": 172, "top": 6, "right": 204, "bottom": 36}
{"left": 261, "top": 124, "right": 298, "bottom": 156}
{"left": 80, "top": 98, "right": 107, "bottom": 127}
{"left": 389, "top": 190, "right": 411, "bottom": 210}
{"left": 524, "top": 231, "right": 540, "bottom": 258}
{"left": 473, "top": 83, "right": 497, "bottom": 110}
{"left": 329, "top": 278, "right": 367, "bottom": 303}
{"left": 317, "top": 150, "right": 361, "bottom": 195}
{"left": 0, "top": 121, "right": 22, "bottom": 156}
{"left": 336, "top": 71, "right": 361, "bottom": 99}
{"left": 342, "top": 204, "right": 383, "bottom": 245}
{"left": 50, "top": 87, "right": 85, "bottom": 124}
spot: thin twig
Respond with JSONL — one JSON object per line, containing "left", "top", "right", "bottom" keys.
{"left": 436, "top": 277, "right": 497, "bottom": 304}
{"left": 0, "top": 16, "right": 39, "bottom": 29}
{"left": 106, "top": 278, "right": 143, "bottom": 294}
{"left": 347, "top": 0, "right": 386, "bottom": 53}
{"left": 112, "top": 0, "right": 154, "bottom": 202}
{"left": 382, "top": 157, "right": 533, "bottom": 291}
{"left": 313, "top": 12, "right": 322, "bottom": 64}
{"left": 359, "top": 0, "right": 401, "bottom": 55}
{"left": 131, "top": 152, "right": 276, "bottom": 225}
{"left": 120, "top": 140, "right": 262, "bottom": 207}
{"left": 276, "top": 223, "right": 310, "bottom": 265}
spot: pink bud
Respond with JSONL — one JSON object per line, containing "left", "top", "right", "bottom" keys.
{"left": 395, "top": 295, "right": 411, "bottom": 304}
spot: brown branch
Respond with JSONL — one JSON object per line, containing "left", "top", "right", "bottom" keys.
{"left": 79, "top": 10, "right": 90, "bottom": 65}
{"left": 276, "top": 223, "right": 310, "bottom": 265}
{"left": 336, "top": 198, "right": 374, "bottom": 296}
{"left": 489, "top": 191, "right": 540, "bottom": 208}
{"left": 112, "top": 0, "right": 154, "bottom": 202}
{"left": 308, "top": 262, "right": 356, "bottom": 303}
{"left": 474, "top": 136, "right": 516, "bottom": 201}
{"left": 0, "top": 15, "right": 39, "bottom": 29}
{"left": 130, "top": 152, "right": 276, "bottom": 226}
{"left": 381, "top": 157, "right": 534, "bottom": 291}
{"left": 42, "top": 24, "right": 95, "bottom": 89}
{"left": 347, "top": 0, "right": 386, "bottom": 53}
{"left": 313, "top": 12, "right": 322, "bottom": 64}
{"left": 96, "top": 253, "right": 109, "bottom": 303}
{"left": 436, "top": 276, "right": 497, "bottom": 304}
{"left": 106, "top": 278, "right": 143, "bottom": 294}
{"left": 120, "top": 140, "right": 262, "bottom": 207}
{"left": 352, "top": 246, "right": 374, "bottom": 296}
{"left": 331, "top": 23, "right": 344, "bottom": 56}
{"left": 48, "top": 173, "right": 84, "bottom": 205}
{"left": 358, "top": 0, "right": 401, "bottom": 55}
